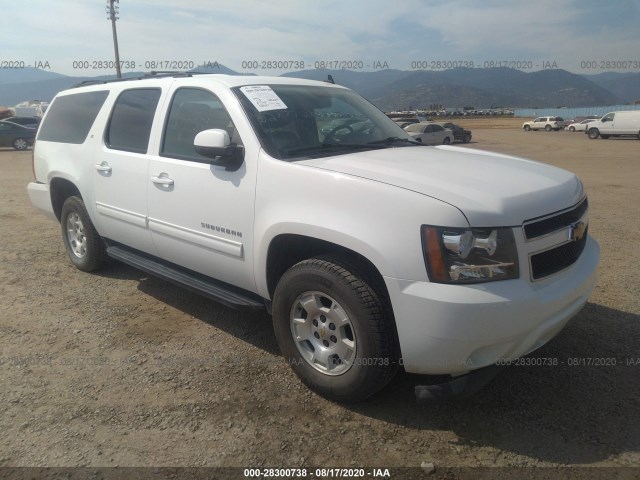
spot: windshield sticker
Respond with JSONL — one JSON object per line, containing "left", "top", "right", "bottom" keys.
{"left": 240, "top": 85, "right": 287, "bottom": 112}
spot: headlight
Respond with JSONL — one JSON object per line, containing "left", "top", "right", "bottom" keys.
{"left": 421, "top": 225, "right": 519, "bottom": 284}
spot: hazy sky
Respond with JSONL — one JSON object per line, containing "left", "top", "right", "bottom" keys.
{"left": 2, "top": 0, "right": 639, "bottom": 76}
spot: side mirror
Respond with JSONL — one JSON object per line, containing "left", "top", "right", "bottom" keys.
{"left": 194, "top": 129, "right": 244, "bottom": 171}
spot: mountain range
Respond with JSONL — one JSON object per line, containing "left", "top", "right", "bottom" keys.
{"left": 1, "top": 65, "right": 638, "bottom": 110}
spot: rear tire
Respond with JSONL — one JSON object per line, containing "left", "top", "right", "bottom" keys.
{"left": 60, "top": 196, "right": 107, "bottom": 272}
{"left": 464, "top": 134, "right": 471, "bottom": 143}
{"left": 569, "top": 126, "right": 575, "bottom": 132}
{"left": 443, "top": 137, "right": 451, "bottom": 145}
{"left": 588, "top": 128, "right": 600, "bottom": 139}
{"left": 523, "top": 125, "right": 531, "bottom": 131}
{"left": 272, "top": 256, "right": 398, "bottom": 403}
{"left": 545, "top": 125, "right": 552, "bottom": 131}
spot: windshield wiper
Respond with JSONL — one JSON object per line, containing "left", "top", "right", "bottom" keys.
{"left": 368, "top": 136, "right": 424, "bottom": 146}
{"left": 287, "top": 143, "right": 388, "bottom": 156}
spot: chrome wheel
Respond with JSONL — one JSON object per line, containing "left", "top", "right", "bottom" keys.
{"left": 66, "top": 212, "right": 87, "bottom": 258}
{"left": 290, "top": 291, "right": 356, "bottom": 376}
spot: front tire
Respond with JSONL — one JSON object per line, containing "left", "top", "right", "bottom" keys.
{"left": 60, "top": 196, "right": 107, "bottom": 272}
{"left": 464, "top": 134, "right": 471, "bottom": 143}
{"left": 545, "top": 125, "right": 552, "bottom": 131}
{"left": 523, "top": 125, "right": 531, "bottom": 131}
{"left": 272, "top": 256, "right": 398, "bottom": 403}
{"left": 588, "top": 128, "right": 600, "bottom": 139}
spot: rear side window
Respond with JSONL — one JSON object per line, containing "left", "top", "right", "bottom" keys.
{"left": 105, "top": 88, "right": 161, "bottom": 153}
{"left": 37, "top": 90, "right": 109, "bottom": 144}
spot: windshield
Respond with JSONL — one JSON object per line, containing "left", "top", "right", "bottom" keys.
{"left": 233, "top": 84, "right": 416, "bottom": 160}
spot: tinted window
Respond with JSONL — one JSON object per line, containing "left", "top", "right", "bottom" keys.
{"left": 432, "top": 125, "right": 444, "bottom": 132}
{"left": 162, "top": 88, "right": 237, "bottom": 160}
{"left": 37, "top": 90, "right": 109, "bottom": 144}
{"left": 602, "top": 113, "right": 614, "bottom": 121}
{"left": 105, "top": 88, "right": 161, "bottom": 153}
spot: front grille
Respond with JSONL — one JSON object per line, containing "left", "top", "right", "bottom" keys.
{"left": 530, "top": 227, "right": 588, "bottom": 280}
{"left": 524, "top": 198, "right": 588, "bottom": 240}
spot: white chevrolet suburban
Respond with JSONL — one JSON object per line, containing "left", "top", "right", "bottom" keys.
{"left": 27, "top": 73, "right": 599, "bottom": 402}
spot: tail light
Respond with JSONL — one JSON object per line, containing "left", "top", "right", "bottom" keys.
{"left": 31, "top": 139, "right": 36, "bottom": 179}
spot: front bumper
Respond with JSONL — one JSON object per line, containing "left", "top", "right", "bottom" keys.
{"left": 385, "top": 236, "right": 599, "bottom": 375}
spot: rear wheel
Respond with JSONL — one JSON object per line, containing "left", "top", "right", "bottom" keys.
{"left": 272, "top": 256, "right": 398, "bottom": 403}
{"left": 12, "top": 138, "right": 29, "bottom": 150}
{"left": 443, "top": 137, "right": 451, "bottom": 145}
{"left": 545, "top": 125, "right": 552, "bottom": 131}
{"left": 588, "top": 128, "right": 600, "bottom": 139}
{"left": 569, "top": 126, "right": 575, "bottom": 132}
{"left": 464, "top": 134, "right": 471, "bottom": 143}
{"left": 60, "top": 196, "right": 107, "bottom": 272}
{"left": 523, "top": 125, "right": 531, "bottom": 131}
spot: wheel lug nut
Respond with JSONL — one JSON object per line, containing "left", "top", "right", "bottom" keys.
{"left": 314, "top": 332, "right": 320, "bottom": 339}
{"left": 330, "top": 335, "right": 337, "bottom": 343}
{"left": 323, "top": 340, "right": 329, "bottom": 347}
{"left": 320, "top": 315, "right": 326, "bottom": 322}
{"left": 312, "top": 319, "right": 318, "bottom": 327}
{"left": 329, "top": 323, "right": 335, "bottom": 330}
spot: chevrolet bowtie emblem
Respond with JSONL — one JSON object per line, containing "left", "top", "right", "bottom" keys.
{"left": 569, "top": 221, "right": 587, "bottom": 242}
{"left": 320, "top": 326, "right": 326, "bottom": 338}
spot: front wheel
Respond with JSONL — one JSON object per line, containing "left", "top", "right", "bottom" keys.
{"left": 60, "top": 196, "right": 107, "bottom": 272}
{"left": 272, "top": 256, "right": 398, "bottom": 403}
{"left": 588, "top": 128, "right": 600, "bottom": 139}
{"left": 12, "top": 138, "right": 29, "bottom": 150}
{"left": 523, "top": 125, "right": 531, "bottom": 131}
{"left": 545, "top": 125, "right": 552, "bottom": 131}
{"left": 569, "top": 126, "right": 575, "bottom": 132}
{"left": 464, "top": 134, "right": 471, "bottom": 143}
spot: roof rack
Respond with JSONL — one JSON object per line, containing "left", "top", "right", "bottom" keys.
{"left": 71, "top": 71, "right": 214, "bottom": 89}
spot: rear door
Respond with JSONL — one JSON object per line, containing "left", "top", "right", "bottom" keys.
{"left": 92, "top": 87, "right": 163, "bottom": 254}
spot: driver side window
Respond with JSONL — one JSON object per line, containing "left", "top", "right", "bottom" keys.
{"left": 161, "top": 87, "right": 239, "bottom": 160}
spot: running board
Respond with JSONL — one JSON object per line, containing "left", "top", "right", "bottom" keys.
{"left": 106, "top": 245, "right": 265, "bottom": 311}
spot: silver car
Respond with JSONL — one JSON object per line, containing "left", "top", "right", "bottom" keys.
{"left": 404, "top": 122, "right": 454, "bottom": 145}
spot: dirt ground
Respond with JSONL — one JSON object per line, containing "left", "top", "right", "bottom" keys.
{"left": 1, "top": 124, "right": 639, "bottom": 477}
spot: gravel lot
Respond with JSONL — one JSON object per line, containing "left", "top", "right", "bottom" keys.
{"left": 1, "top": 127, "right": 639, "bottom": 477}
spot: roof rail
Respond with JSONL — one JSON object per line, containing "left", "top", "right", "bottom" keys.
{"left": 71, "top": 70, "right": 214, "bottom": 89}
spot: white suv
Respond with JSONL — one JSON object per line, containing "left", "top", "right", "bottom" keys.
{"left": 27, "top": 73, "right": 599, "bottom": 402}
{"left": 522, "top": 116, "right": 564, "bottom": 131}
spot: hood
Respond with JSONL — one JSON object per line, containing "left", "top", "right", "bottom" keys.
{"left": 299, "top": 145, "right": 583, "bottom": 226}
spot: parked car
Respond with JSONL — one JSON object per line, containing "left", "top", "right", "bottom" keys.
{"left": 434, "top": 122, "right": 472, "bottom": 143}
{"left": 5, "top": 116, "right": 41, "bottom": 127}
{"left": 0, "top": 120, "right": 36, "bottom": 150}
{"left": 522, "top": 116, "right": 564, "bottom": 131}
{"left": 565, "top": 119, "right": 597, "bottom": 132}
{"left": 27, "top": 73, "right": 598, "bottom": 402}
{"left": 586, "top": 111, "right": 640, "bottom": 139}
{"left": 404, "top": 122, "right": 454, "bottom": 145}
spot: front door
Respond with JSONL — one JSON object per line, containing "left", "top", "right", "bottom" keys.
{"left": 147, "top": 86, "right": 257, "bottom": 292}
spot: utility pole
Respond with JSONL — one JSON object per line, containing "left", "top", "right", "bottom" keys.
{"left": 106, "top": 0, "right": 121, "bottom": 78}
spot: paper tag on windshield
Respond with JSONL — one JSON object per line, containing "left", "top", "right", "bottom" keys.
{"left": 240, "top": 85, "right": 287, "bottom": 112}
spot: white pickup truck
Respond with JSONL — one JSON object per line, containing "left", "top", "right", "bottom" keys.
{"left": 27, "top": 73, "right": 599, "bottom": 402}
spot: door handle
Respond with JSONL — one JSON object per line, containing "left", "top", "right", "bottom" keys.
{"left": 95, "top": 162, "right": 112, "bottom": 173}
{"left": 151, "top": 174, "right": 174, "bottom": 186}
